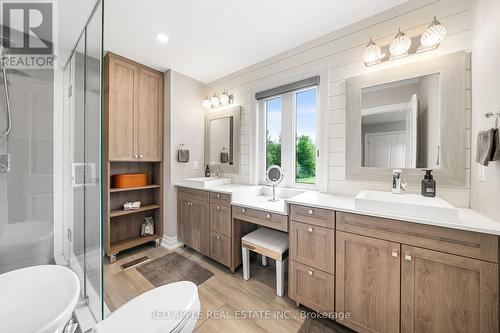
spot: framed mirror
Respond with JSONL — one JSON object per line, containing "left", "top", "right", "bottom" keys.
{"left": 205, "top": 106, "right": 241, "bottom": 173}
{"left": 346, "top": 51, "right": 467, "bottom": 186}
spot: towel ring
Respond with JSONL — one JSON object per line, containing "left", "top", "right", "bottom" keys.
{"left": 484, "top": 112, "right": 500, "bottom": 129}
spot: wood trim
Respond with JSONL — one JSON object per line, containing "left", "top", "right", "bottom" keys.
{"left": 105, "top": 52, "right": 164, "bottom": 76}
{"left": 337, "top": 212, "right": 499, "bottom": 263}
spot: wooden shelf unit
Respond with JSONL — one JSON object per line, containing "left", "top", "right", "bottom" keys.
{"left": 104, "top": 52, "right": 164, "bottom": 262}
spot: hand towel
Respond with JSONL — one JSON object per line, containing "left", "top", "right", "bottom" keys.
{"left": 177, "top": 149, "right": 190, "bottom": 163}
{"left": 476, "top": 129, "right": 494, "bottom": 166}
{"left": 491, "top": 128, "right": 500, "bottom": 162}
{"left": 220, "top": 151, "right": 229, "bottom": 164}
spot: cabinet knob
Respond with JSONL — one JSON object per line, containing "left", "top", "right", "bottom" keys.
{"left": 242, "top": 208, "right": 246, "bottom": 213}
{"left": 391, "top": 251, "right": 398, "bottom": 258}
{"left": 266, "top": 213, "right": 271, "bottom": 219}
{"left": 133, "top": 154, "right": 138, "bottom": 158}
{"left": 308, "top": 270, "right": 313, "bottom": 276}
{"left": 308, "top": 209, "right": 314, "bottom": 215}
{"left": 405, "top": 254, "right": 412, "bottom": 261}
{"left": 139, "top": 154, "right": 143, "bottom": 158}
{"left": 217, "top": 194, "right": 221, "bottom": 198}
{"left": 217, "top": 206, "right": 221, "bottom": 210}
{"left": 307, "top": 227, "right": 313, "bottom": 232}
{"left": 217, "top": 235, "right": 221, "bottom": 239}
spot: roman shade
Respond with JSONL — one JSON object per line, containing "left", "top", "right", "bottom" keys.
{"left": 255, "top": 76, "right": 320, "bottom": 100}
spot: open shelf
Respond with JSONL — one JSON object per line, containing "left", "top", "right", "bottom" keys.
{"left": 110, "top": 234, "right": 161, "bottom": 253}
{"left": 110, "top": 184, "right": 161, "bottom": 192}
{"left": 110, "top": 204, "right": 161, "bottom": 218}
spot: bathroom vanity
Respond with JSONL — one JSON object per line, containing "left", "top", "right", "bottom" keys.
{"left": 176, "top": 183, "right": 500, "bottom": 332}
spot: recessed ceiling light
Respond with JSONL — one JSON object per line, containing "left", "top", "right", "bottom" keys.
{"left": 156, "top": 33, "right": 169, "bottom": 43}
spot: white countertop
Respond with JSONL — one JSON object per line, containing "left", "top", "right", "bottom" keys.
{"left": 175, "top": 182, "right": 500, "bottom": 235}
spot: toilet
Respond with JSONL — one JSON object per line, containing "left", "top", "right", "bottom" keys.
{"left": 94, "top": 281, "right": 200, "bottom": 333}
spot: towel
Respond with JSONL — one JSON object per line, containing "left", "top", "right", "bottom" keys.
{"left": 177, "top": 149, "right": 190, "bottom": 163}
{"left": 220, "top": 151, "right": 229, "bottom": 164}
{"left": 476, "top": 129, "right": 494, "bottom": 166}
{"left": 491, "top": 128, "right": 500, "bottom": 162}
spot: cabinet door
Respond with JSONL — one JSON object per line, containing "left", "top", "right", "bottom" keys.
{"left": 107, "top": 56, "right": 137, "bottom": 161}
{"left": 210, "top": 204, "right": 231, "bottom": 236}
{"left": 177, "top": 199, "right": 191, "bottom": 246}
{"left": 290, "top": 221, "right": 334, "bottom": 273}
{"left": 189, "top": 200, "right": 209, "bottom": 256}
{"left": 289, "top": 260, "right": 334, "bottom": 314}
{"left": 336, "top": 231, "right": 400, "bottom": 333}
{"left": 210, "top": 232, "right": 231, "bottom": 266}
{"left": 401, "top": 245, "right": 498, "bottom": 333}
{"left": 137, "top": 68, "right": 163, "bottom": 161}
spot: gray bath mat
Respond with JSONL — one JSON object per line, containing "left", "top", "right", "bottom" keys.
{"left": 137, "top": 252, "right": 214, "bottom": 287}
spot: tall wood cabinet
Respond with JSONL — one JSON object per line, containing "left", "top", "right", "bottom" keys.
{"left": 104, "top": 52, "right": 164, "bottom": 261}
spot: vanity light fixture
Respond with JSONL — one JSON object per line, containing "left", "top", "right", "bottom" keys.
{"left": 203, "top": 90, "right": 235, "bottom": 109}
{"left": 202, "top": 97, "right": 212, "bottom": 108}
{"left": 389, "top": 28, "right": 411, "bottom": 59}
{"left": 156, "top": 33, "right": 169, "bottom": 43}
{"left": 362, "top": 38, "right": 386, "bottom": 66}
{"left": 210, "top": 93, "right": 220, "bottom": 107}
{"left": 419, "top": 16, "right": 447, "bottom": 52}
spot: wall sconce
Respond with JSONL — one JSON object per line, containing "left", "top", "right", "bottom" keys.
{"left": 203, "top": 90, "right": 234, "bottom": 109}
{"left": 362, "top": 16, "right": 447, "bottom": 66}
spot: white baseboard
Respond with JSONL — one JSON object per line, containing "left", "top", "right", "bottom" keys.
{"left": 161, "top": 235, "right": 184, "bottom": 250}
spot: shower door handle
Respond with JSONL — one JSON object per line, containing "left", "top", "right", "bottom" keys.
{"left": 71, "top": 162, "right": 98, "bottom": 188}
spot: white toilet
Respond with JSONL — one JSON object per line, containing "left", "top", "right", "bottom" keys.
{"left": 94, "top": 281, "right": 200, "bottom": 333}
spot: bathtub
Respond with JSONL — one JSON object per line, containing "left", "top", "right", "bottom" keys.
{"left": 0, "top": 221, "right": 53, "bottom": 274}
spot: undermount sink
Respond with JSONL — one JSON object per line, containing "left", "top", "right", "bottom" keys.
{"left": 355, "top": 190, "right": 459, "bottom": 222}
{"left": 0, "top": 265, "right": 80, "bottom": 333}
{"left": 183, "top": 177, "right": 231, "bottom": 188}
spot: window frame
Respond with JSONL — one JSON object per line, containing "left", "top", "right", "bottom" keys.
{"left": 258, "top": 85, "right": 321, "bottom": 189}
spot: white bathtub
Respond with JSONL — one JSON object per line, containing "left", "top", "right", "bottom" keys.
{"left": 0, "top": 221, "right": 53, "bottom": 274}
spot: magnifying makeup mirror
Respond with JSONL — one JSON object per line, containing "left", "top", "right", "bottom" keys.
{"left": 266, "top": 165, "right": 283, "bottom": 202}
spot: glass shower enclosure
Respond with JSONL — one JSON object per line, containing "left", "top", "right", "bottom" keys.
{"left": 60, "top": 1, "right": 104, "bottom": 325}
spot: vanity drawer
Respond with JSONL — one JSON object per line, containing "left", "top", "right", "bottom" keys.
{"left": 210, "top": 231, "right": 231, "bottom": 267}
{"left": 232, "top": 206, "right": 288, "bottom": 232}
{"left": 290, "top": 221, "right": 334, "bottom": 274}
{"left": 210, "top": 192, "right": 231, "bottom": 206}
{"left": 289, "top": 260, "right": 334, "bottom": 314}
{"left": 336, "top": 212, "right": 499, "bottom": 263}
{"left": 210, "top": 204, "right": 231, "bottom": 236}
{"left": 290, "top": 205, "right": 335, "bottom": 229}
{"left": 178, "top": 187, "right": 209, "bottom": 202}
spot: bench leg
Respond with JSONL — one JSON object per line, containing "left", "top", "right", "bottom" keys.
{"left": 242, "top": 247, "right": 250, "bottom": 280}
{"left": 261, "top": 254, "right": 268, "bottom": 266}
{"left": 276, "top": 259, "right": 284, "bottom": 297}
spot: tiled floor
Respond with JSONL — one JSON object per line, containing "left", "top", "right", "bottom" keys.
{"left": 104, "top": 244, "right": 306, "bottom": 332}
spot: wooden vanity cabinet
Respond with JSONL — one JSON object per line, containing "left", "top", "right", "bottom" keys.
{"left": 105, "top": 52, "right": 163, "bottom": 162}
{"left": 335, "top": 212, "right": 499, "bottom": 333}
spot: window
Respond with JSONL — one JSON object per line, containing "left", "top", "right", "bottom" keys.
{"left": 266, "top": 97, "right": 282, "bottom": 168}
{"left": 260, "top": 85, "right": 319, "bottom": 187}
{"left": 295, "top": 88, "right": 317, "bottom": 184}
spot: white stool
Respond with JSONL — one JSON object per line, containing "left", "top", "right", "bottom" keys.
{"left": 241, "top": 227, "right": 289, "bottom": 297}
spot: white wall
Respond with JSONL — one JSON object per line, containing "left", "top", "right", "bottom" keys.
{"left": 470, "top": 0, "right": 500, "bottom": 221}
{"left": 164, "top": 71, "right": 205, "bottom": 243}
{"left": 207, "top": 0, "right": 472, "bottom": 207}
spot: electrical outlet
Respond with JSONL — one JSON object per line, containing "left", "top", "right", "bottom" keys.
{"left": 479, "top": 165, "right": 486, "bottom": 182}
{"left": 193, "top": 161, "right": 199, "bottom": 170}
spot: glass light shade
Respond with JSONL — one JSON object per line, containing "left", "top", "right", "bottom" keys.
{"left": 210, "top": 94, "right": 220, "bottom": 107}
{"left": 420, "top": 16, "right": 447, "bottom": 48}
{"left": 362, "top": 39, "right": 385, "bottom": 66}
{"left": 219, "top": 90, "right": 230, "bottom": 105}
{"left": 202, "top": 97, "right": 211, "bottom": 108}
{"left": 389, "top": 29, "right": 411, "bottom": 58}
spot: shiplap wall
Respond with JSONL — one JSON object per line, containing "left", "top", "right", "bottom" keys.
{"left": 207, "top": 0, "right": 472, "bottom": 207}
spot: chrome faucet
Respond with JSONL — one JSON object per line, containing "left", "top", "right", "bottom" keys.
{"left": 392, "top": 169, "right": 407, "bottom": 194}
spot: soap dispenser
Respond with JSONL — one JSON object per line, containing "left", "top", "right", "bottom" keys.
{"left": 421, "top": 169, "right": 436, "bottom": 197}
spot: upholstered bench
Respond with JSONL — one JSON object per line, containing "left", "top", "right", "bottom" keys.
{"left": 241, "top": 227, "right": 289, "bottom": 296}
